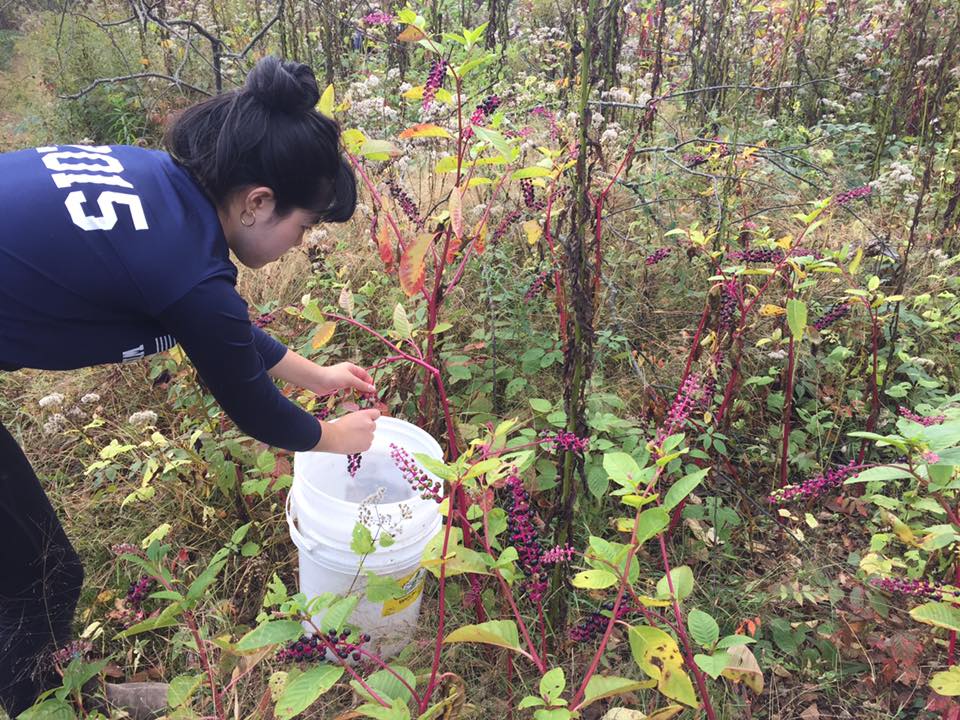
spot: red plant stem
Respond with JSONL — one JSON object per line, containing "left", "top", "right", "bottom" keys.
{"left": 780, "top": 332, "right": 797, "bottom": 488}
{"left": 420, "top": 483, "right": 461, "bottom": 711}
{"left": 858, "top": 309, "right": 882, "bottom": 464}
{"left": 183, "top": 610, "right": 224, "bottom": 720}
{"left": 952, "top": 560, "right": 960, "bottom": 666}
{"left": 354, "top": 648, "right": 421, "bottom": 703}
{"left": 303, "top": 628, "right": 390, "bottom": 707}
{"left": 682, "top": 301, "right": 712, "bottom": 382}
{"left": 657, "top": 535, "right": 717, "bottom": 720}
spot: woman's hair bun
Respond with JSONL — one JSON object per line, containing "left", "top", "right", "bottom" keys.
{"left": 244, "top": 55, "right": 320, "bottom": 112}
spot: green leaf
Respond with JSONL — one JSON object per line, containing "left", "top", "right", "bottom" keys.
{"left": 365, "top": 573, "right": 405, "bottom": 602}
{"left": 275, "top": 665, "right": 344, "bottom": 720}
{"left": 539, "top": 667, "right": 566, "bottom": 701}
{"left": 604, "top": 452, "right": 642, "bottom": 489}
{"left": 628, "top": 625, "right": 698, "bottom": 707}
{"left": 352, "top": 523, "right": 376, "bottom": 555}
{"left": 443, "top": 620, "right": 521, "bottom": 652}
{"left": 168, "top": 674, "right": 204, "bottom": 708}
{"left": 786, "top": 299, "right": 807, "bottom": 341}
{"left": 910, "top": 602, "right": 960, "bottom": 632}
{"left": 472, "top": 126, "right": 514, "bottom": 162}
{"left": 360, "top": 139, "right": 400, "bottom": 161}
{"left": 715, "top": 634, "right": 756, "bottom": 649}
{"left": 656, "top": 566, "right": 694, "bottom": 602}
{"left": 529, "top": 398, "right": 553, "bottom": 413}
{"left": 580, "top": 675, "right": 655, "bottom": 708}
{"left": 663, "top": 468, "right": 709, "bottom": 511}
{"left": 321, "top": 595, "right": 359, "bottom": 633}
{"left": 236, "top": 620, "right": 304, "bottom": 652}
{"left": 350, "top": 666, "right": 417, "bottom": 706}
{"left": 512, "top": 166, "right": 553, "bottom": 180}
{"left": 637, "top": 507, "right": 670, "bottom": 545}
{"left": 867, "top": 275, "right": 881, "bottom": 292}
{"left": 533, "top": 710, "right": 573, "bottom": 720}
{"left": 115, "top": 601, "right": 183, "bottom": 638}
{"left": 517, "top": 696, "right": 545, "bottom": 709}
{"left": 931, "top": 666, "right": 960, "bottom": 696}
{"left": 687, "top": 608, "right": 720, "bottom": 648}
{"left": 17, "top": 699, "right": 76, "bottom": 720}
{"left": 393, "top": 303, "right": 413, "bottom": 340}
{"left": 572, "top": 569, "right": 618, "bottom": 589}
{"left": 694, "top": 652, "right": 731, "bottom": 679}
{"left": 845, "top": 464, "right": 913, "bottom": 484}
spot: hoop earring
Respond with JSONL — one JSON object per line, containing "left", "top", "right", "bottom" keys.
{"left": 240, "top": 210, "right": 256, "bottom": 227}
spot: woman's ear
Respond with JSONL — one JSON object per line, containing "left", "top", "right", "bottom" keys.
{"left": 243, "top": 186, "right": 277, "bottom": 216}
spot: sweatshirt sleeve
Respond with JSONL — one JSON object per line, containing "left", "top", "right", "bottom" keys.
{"left": 157, "top": 276, "right": 321, "bottom": 451}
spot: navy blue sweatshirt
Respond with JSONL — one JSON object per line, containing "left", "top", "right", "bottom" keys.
{"left": 0, "top": 144, "right": 321, "bottom": 451}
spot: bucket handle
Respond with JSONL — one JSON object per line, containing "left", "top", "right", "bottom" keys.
{"left": 285, "top": 493, "right": 319, "bottom": 553}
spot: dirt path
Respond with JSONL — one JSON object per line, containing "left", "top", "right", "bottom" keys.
{"left": 0, "top": 30, "right": 54, "bottom": 150}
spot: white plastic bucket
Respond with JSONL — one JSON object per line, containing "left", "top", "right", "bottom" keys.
{"left": 286, "top": 416, "right": 444, "bottom": 659}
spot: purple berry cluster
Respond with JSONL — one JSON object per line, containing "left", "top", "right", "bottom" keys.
{"left": 51, "top": 640, "right": 93, "bottom": 667}
{"left": 645, "top": 247, "right": 672, "bottom": 265}
{"left": 768, "top": 460, "right": 858, "bottom": 504}
{"left": 531, "top": 105, "right": 560, "bottom": 140}
{"left": 127, "top": 575, "right": 155, "bottom": 610}
{"left": 834, "top": 185, "right": 872, "bottom": 205}
{"left": 111, "top": 543, "right": 141, "bottom": 557}
{"left": 870, "top": 577, "right": 942, "bottom": 599}
{"left": 524, "top": 269, "right": 552, "bottom": 300}
{"left": 569, "top": 601, "right": 637, "bottom": 642}
{"left": 504, "top": 474, "right": 547, "bottom": 603}
{"left": 683, "top": 153, "right": 707, "bottom": 168}
{"left": 520, "top": 179, "right": 546, "bottom": 211}
{"left": 253, "top": 312, "right": 276, "bottom": 328}
{"left": 542, "top": 430, "right": 590, "bottom": 456}
{"left": 389, "top": 443, "right": 443, "bottom": 502}
{"left": 728, "top": 248, "right": 785, "bottom": 263}
{"left": 812, "top": 302, "right": 850, "bottom": 330}
{"left": 718, "top": 281, "right": 738, "bottom": 334}
{"left": 492, "top": 209, "right": 523, "bottom": 244}
{"left": 465, "top": 95, "right": 501, "bottom": 138}
{"left": 362, "top": 11, "right": 394, "bottom": 24}
{"left": 347, "top": 453, "right": 362, "bottom": 478}
{"left": 422, "top": 59, "right": 447, "bottom": 110}
{"left": 314, "top": 406, "right": 331, "bottom": 421}
{"left": 898, "top": 406, "right": 946, "bottom": 426}
{"left": 277, "top": 630, "right": 372, "bottom": 663}
{"left": 387, "top": 180, "right": 423, "bottom": 229}
{"left": 542, "top": 544, "right": 576, "bottom": 564}
{"left": 658, "top": 373, "right": 705, "bottom": 441}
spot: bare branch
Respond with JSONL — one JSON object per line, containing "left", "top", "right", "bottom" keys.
{"left": 59, "top": 72, "right": 211, "bottom": 100}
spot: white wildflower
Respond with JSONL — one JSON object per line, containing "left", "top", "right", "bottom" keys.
{"left": 39, "top": 393, "right": 65, "bottom": 409}
{"left": 128, "top": 410, "right": 158, "bottom": 427}
{"left": 80, "top": 393, "right": 100, "bottom": 404}
{"left": 42, "top": 413, "right": 66, "bottom": 434}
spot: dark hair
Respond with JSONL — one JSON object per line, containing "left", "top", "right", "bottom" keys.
{"left": 164, "top": 56, "right": 356, "bottom": 222}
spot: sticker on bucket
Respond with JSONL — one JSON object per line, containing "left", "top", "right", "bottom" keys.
{"left": 382, "top": 568, "right": 426, "bottom": 617}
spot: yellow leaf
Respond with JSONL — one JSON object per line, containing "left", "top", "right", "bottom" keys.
{"left": 849, "top": 247, "right": 863, "bottom": 275}
{"left": 882, "top": 510, "right": 918, "bottom": 546}
{"left": 523, "top": 219, "right": 542, "bottom": 246}
{"left": 759, "top": 304, "right": 786, "bottom": 317}
{"left": 398, "top": 123, "right": 453, "bottom": 139}
{"left": 400, "top": 234, "right": 432, "bottom": 297}
{"left": 721, "top": 645, "right": 763, "bottom": 694}
{"left": 318, "top": 84, "right": 335, "bottom": 118}
{"left": 402, "top": 85, "right": 426, "bottom": 100}
{"left": 775, "top": 234, "right": 794, "bottom": 249}
{"left": 311, "top": 321, "right": 336, "bottom": 349}
{"left": 397, "top": 24, "right": 427, "bottom": 41}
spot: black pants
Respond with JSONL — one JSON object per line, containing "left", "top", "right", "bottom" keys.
{"left": 0, "top": 420, "right": 84, "bottom": 717}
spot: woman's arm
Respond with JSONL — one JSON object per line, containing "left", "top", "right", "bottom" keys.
{"left": 264, "top": 346, "right": 375, "bottom": 398}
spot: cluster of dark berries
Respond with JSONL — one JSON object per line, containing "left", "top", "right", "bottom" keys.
{"left": 812, "top": 302, "right": 850, "bottom": 331}
{"left": 712, "top": 139, "right": 730, "bottom": 157}
{"left": 658, "top": 373, "right": 705, "bottom": 442}
{"left": 569, "top": 601, "right": 637, "bottom": 642}
{"left": 718, "top": 281, "right": 739, "bottom": 334}
{"left": 520, "top": 179, "right": 546, "bottom": 211}
{"left": 465, "top": 95, "right": 501, "bottom": 137}
{"left": 253, "top": 312, "right": 276, "bottom": 328}
{"left": 347, "top": 453, "right": 362, "bottom": 478}
{"left": 126, "top": 576, "right": 155, "bottom": 610}
{"left": 314, "top": 406, "right": 331, "bottom": 421}
{"left": 683, "top": 153, "right": 707, "bottom": 168}
{"left": 701, "top": 357, "right": 723, "bottom": 410}
{"left": 768, "top": 460, "right": 858, "bottom": 504}
{"left": 111, "top": 543, "right": 141, "bottom": 557}
{"left": 645, "top": 247, "right": 672, "bottom": 265}
{"left": 277, "top": 630, "right": 372, "bottom": 663}
{"left": 51, "top": 640, "right": 93, "bottom": 667}
{"left": 389, "top": 443, "right": 443, "bottom": 502}
{"left": 387, "top": 180, "right": 423, "bottom": 229}
{"left": 504, "top": 474, "right": 548, "bottom": 602}
{"left": 492, "top": 209, "right": 523, "bottom": 244}
{"left": 870, "top": 577, "right": 942, "bottom": 599}
{"left": 542, "top": 430, "right": 589, "bottom": 456}
{"left": 728, "top": 248, "right": 785, "bottom": 263}
{"left": 422, "top": 59, "right": 447, "bottom": 109}
{"left": 899, "top": 407, "right": 946, "bottom": 426}
{"left": 834, "top": 185, "right": 872, "bottom": 205}
{"left": 523, "top": 270, "right": 552, "bottom": 300}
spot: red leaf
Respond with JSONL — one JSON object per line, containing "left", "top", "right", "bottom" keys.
{"left": 400, "top": 233, "right": 432, "bottom": 297}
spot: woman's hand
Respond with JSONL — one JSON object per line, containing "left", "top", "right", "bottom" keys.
{"left": 313, "top": 408, "right": 380, "bottom": 454}
{"left": 314, "top": 361, "right": 375, "bottom": 396}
